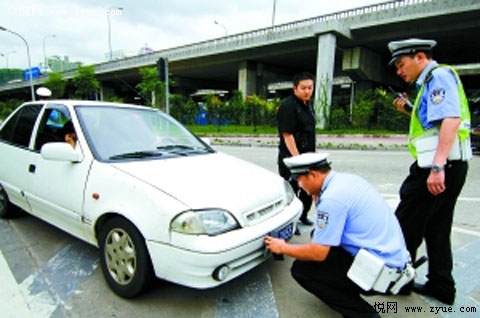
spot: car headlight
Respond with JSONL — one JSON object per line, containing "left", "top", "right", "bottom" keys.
{"left": 171, "top": 209, "right": 239, "bottom": 235}
{"left": 283, "top": 180, "right": 295, "bottom": 204}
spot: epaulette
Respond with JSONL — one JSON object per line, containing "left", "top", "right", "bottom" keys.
{"left": 425, "top": 65, "right": 441, "bottom": 83}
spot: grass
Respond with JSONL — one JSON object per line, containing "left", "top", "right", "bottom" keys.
{"left": 186, "top": 124, "right": 404, "bottom": 136}
{"left": 186, "top": 124, "right": 278, "bottom": 135}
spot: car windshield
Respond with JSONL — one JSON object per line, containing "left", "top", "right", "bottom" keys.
{"left": 75, "top": 105, "right": 214, "bottom": 161}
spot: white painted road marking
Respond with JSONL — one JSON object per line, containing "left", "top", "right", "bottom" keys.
{"left": 383, "top": 194, "right": 480, "bottom": 237}
{"left": 215, "top": 263, "right": 279, "bottom": 318}
{"left": 0, "top": 241, "right": 98, "bottom": 318}
{"left": 1, "top": 192, "right": 478, "bottom": 317}
{"left": 18, "top": 241, "right": 98, "bottom": 317}
{"left": 0, "top": 249, "right": 33, "bottom": 318}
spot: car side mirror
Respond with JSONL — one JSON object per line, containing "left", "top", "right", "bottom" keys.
{"left": 40, "top": 142, "right": 83, "bottom": 163}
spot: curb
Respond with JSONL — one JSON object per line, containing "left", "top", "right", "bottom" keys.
{"left": 207, "top": 134, "right": 409, "bottom": 151}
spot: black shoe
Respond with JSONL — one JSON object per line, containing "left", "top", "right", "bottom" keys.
{"left": 397, "top": 281, "right": 412, "bottom": 295}
{"left": 412, "top": 282, "right": 455, "bottom": 305}
{"left": 300, "top": 217, "right": 313, "bottom": 226}
{"left": 294, "top": 227, "right": 301, "bottom": 235}
{"left": 360, "top": 289, "right": 381, "bottom": 296}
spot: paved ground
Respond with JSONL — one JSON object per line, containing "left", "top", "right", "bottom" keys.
{"left": 1, "top": 138, "right": 478, "bottom": 318}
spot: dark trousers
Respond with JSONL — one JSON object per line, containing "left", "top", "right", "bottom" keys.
{"left": 291, "top": 247, "right": 379, "bottom": 318}
{"left": 395, "top": 160, "right": 468, "bottom": 294}
{"left": 279, "top": 162, "right": 312, "bottom": 220}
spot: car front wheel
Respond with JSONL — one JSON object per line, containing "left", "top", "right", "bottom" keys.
{"left": 99, "top": 216, "right": 154, "bottom": 298}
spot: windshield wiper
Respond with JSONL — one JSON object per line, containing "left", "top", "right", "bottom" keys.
{"left": 109, "top": 151, "right": 163, "bottom": 160}
{"left": 155, "top": 144, "right": 211, "bottom": 156}
{"left": 156, "top": 144, "right": 194, "bottom": 151}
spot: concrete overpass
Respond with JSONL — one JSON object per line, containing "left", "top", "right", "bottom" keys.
{"left": 1, "top": 0, "right": 480, "bottom": 125}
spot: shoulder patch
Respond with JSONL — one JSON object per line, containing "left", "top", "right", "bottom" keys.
{"left": 430, "top": 88, "right": 446, "bottom": 104}
{"left": 317, "top": 211, "right": 329, "bottom": 229}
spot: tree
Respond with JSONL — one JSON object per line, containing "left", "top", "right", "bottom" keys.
{"left": 0, "top": 69, "right": 22, "bottom": 84}
{"left": 169, "top": 95, "right": 197, "bottom": 124}
{"left": 351, "top": 88, "right": 408, "bottom": 131}
{"left": 203, "top": 93, "right": 224, "bottom": 130}
{"left": 0, "top": 98, "right": 23, "bottom": 120}
{"left": 136, "top": 67, "right": 164, "bottom": 109}
{"left": 43, "top": 72, "right": 66, "bottom": 98}
{"left": 72, "top": 65, "right": 100, "bottom": 100}
{"left": 228, "top": 90, "right": 246, "bottom": 125}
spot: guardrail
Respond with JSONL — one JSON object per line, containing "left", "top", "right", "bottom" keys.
{"left": 98, "top": 0, "right": 431, "bottom": 70}
{"left": 0, "top": 0, "right": 447, "bottom": 91}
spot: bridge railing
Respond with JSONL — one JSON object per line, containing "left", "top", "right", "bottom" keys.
{"left": 95, "top": 0, "right": 432, "bottom": 72}
{"left": 0, "top": 0, "right": 434, "bottom": 90}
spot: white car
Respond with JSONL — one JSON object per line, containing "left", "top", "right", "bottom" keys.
{"left": 0, "top": 100, "right": 301, "bottom": 298}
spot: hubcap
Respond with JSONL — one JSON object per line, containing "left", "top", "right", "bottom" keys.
{"left": 104, "top": 228, "right": 137, "bottom": 285}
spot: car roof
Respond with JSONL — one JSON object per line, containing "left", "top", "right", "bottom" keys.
{"left": 23, "top": 100, "right": 154, "bottom": 111}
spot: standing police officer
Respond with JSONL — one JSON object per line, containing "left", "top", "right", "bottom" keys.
{"left": 388, "top": 38, "right": 472, "bottom": 305}
{"left": 265, "top": 153, "right": 411, "bottom": 318}
{"left": 277, "top": 72, "right": 316, "bottom": 228}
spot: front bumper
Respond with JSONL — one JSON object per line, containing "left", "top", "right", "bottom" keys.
{"left": 146, "top": 198, "right": 302, "bottom": 289}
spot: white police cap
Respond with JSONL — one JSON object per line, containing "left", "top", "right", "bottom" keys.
{"left": 36, "top": 87, "right": 52, "bottom": 97}
{"left": 283, "top": 152, "right": 330, "bottom": 178}
{"left": 387, "top": 38, "right": 436, "bottom": 65}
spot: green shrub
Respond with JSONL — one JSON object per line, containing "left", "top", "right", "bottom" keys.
{"left": 330, "top": 108, "right": 349, "bottom": 129}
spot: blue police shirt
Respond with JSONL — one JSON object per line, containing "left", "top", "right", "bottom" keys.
{"left": 312, "top": 171, "right": 409, "bottom": 269}
{"left": 416, "top": 60, "right": 461, "bottom": 130}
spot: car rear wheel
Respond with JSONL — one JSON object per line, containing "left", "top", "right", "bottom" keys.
{"left": 99, "top": 216, "right": 154, "bottom": 298}
{"left": 0, "top": 184, "right": 19, "bottom": 219}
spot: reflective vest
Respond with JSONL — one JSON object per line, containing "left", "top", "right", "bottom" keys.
{"left": 408, "top": 65, "right": 471, "bottom": 160}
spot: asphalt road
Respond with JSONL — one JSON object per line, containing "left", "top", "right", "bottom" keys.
{"left": 1, "top": 146, "right": 479, "bottom": 318}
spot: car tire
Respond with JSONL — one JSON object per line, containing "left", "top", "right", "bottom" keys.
{"left": 0, "top": 184, "right": 19, "bottom": 219}
{"left": 98, "top": 216, "right": 155, "bottom": 298}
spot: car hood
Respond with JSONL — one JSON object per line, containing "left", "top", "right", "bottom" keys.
{"left": 110, "top": 152, "right": 284, "bottom": 214}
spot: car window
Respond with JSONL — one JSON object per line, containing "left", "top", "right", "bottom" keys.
{"left": 0, "top": 104, "right": 42, "bottom": 148}
{"left": 76, "top": 105, "right": 213, "bottom": 161}
{"left": 34, "top": 105, "right": 72, "bottom": 151}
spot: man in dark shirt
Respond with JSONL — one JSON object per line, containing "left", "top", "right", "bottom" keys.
{"left": 277, "top": 72, "right": 316, "bottom": 227}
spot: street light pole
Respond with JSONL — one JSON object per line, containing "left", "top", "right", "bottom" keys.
{"left": 107, "top": 6, "right": 123, "bottom": 61}
{"left": 0, "top": 26, "right": 35, "bottom": 101}
{"left": 272, "top": 0, "right": 277, "bottom": 26}
{"left": 43, "top": 34, "right": 56, "bottom": 71}
{"left": 214, "top": 20, "right": 228, "bottom": 36}
{"left": 0, "top": 51, "right": 16, "bottom": 68}
{"left": 6, "top": 50, "right": 16, "bottom": 69}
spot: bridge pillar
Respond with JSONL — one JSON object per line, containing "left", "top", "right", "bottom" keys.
{"left": 99, "top": 85, "right": 104, "bottom": 101}
{"left": 343, "top": 47, "right": 385, "bottom": 83}
{"left": 314, "top": 33, "right": 336, "bottom": 129}
{"left": 238, "top": 61, "right": 257, "bottom": 99}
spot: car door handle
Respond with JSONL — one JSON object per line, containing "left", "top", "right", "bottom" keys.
{"left": 29, "top": 164, "right": 36, "bottom": 173}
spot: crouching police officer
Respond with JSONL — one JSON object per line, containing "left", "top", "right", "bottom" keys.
{"left": 265, "top": 153, "right": 411, "bottom": 318}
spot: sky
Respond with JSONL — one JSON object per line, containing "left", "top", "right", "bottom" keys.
{"left": 1, "top": 0, "right": 392, "bottom": 70}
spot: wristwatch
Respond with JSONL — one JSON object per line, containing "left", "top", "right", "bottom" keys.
{"left": 431, "top": 164, "right": 445, "bottom": 173}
